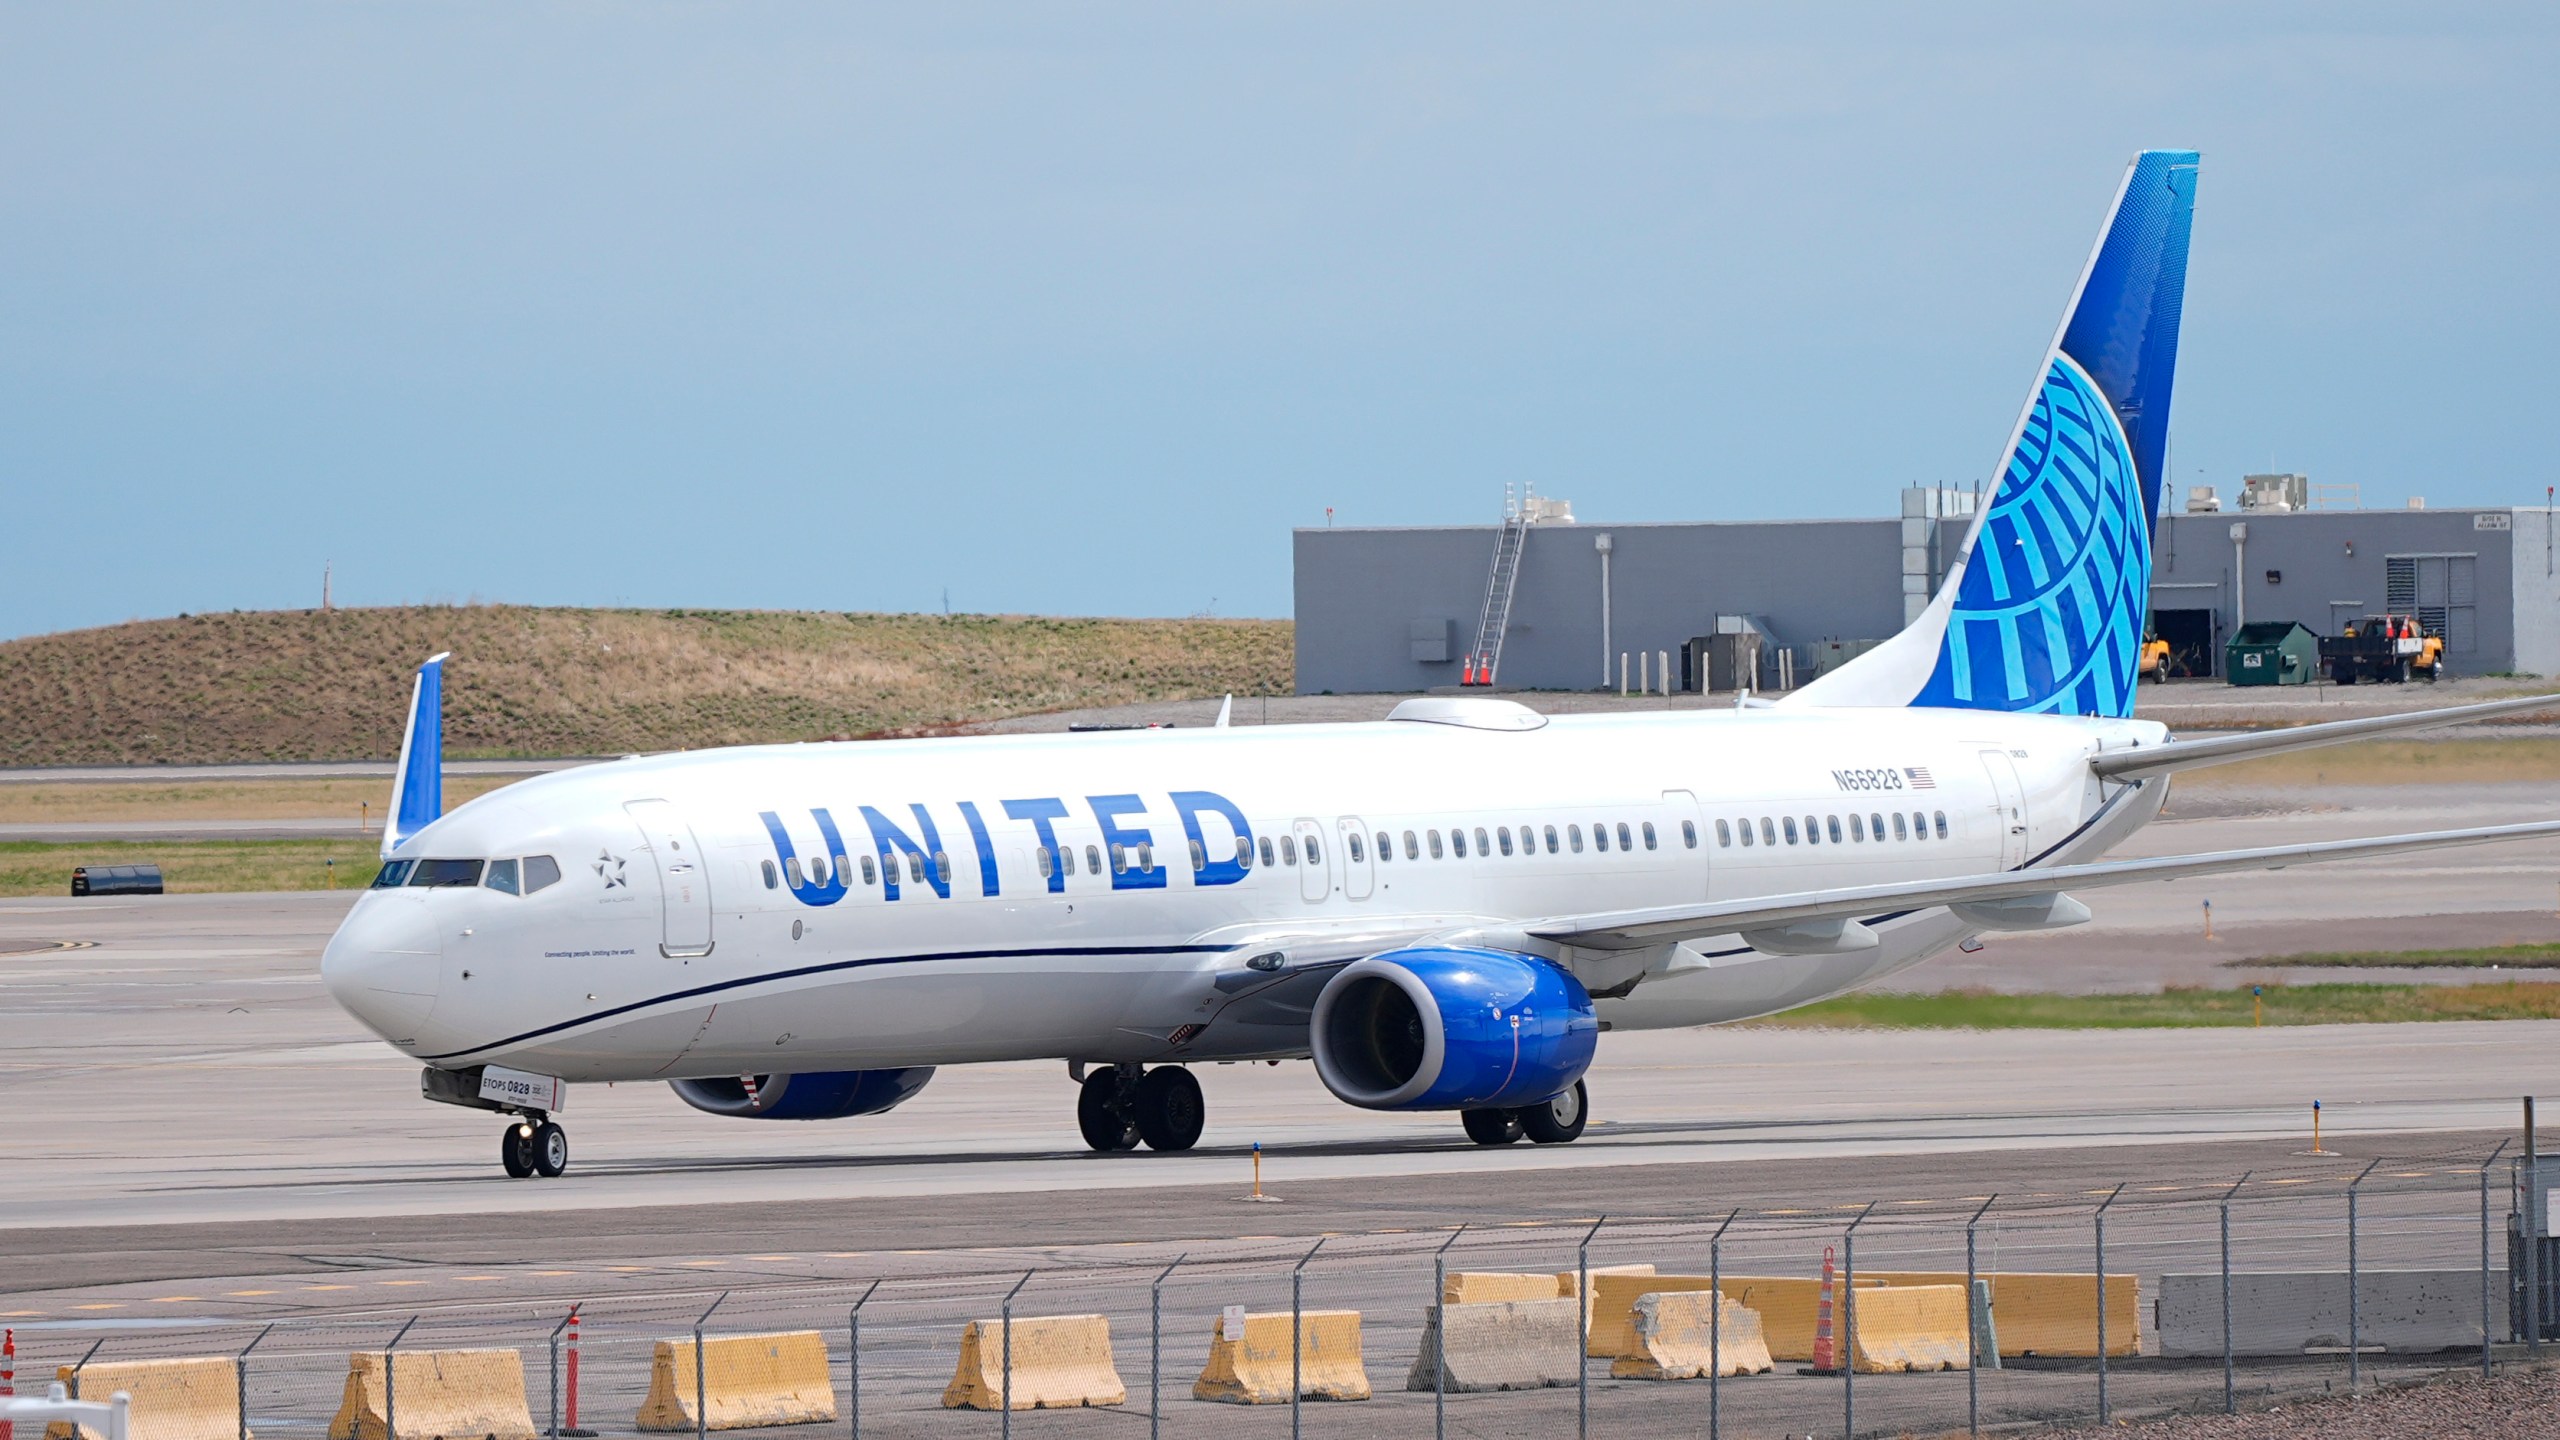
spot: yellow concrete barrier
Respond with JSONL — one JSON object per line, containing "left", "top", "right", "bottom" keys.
{"left": 1708, "top": 1277, "right": 1893, "bottom": 1363}
{"left": 1192, "top": 1311, "right": 1369, "bottom": 1403}
{"left": 1585, "top": 1272, "right": 1717, "bottom": 1358}
{"left": 1403, "top": 1300, "right": 1580, "bottom": 1392}
{"left": 1868, "top": 1272, "right": 2139, "bottom": 1358}
{"left": 1441, "top": 1272, "right": 1563, "bottom": 1305}
{"left": 1610, "top": 1292, "right": 1774, "bottom": 1380}
{"left": 636, "top": 1332, "right": 836, "bottom": 1431}
{"left": 48, "top": 1360, "right": 242, "bottom": 1440}
{"left": 327, "top": 1350, "right": 536, "bottom": 1440}
{"left": 1554, "top": 1263, "right": 1656, "bottom": 1299}
{"left": 1554, "top": 1265, "right": 1658, "bottom": 1353}
{"left": 938, "top": 1316, "right": 1125, "bottom": 1412}
{"left": 1841, "top": 1284, "right": 1968, "bottom": 1373}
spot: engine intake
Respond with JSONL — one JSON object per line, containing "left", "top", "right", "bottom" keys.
{"left": 670, "top": 1068, "right": 934, "bottom": 1120}
{"left": 1310, "top": 946, "right": 1596, "bottom": 1111}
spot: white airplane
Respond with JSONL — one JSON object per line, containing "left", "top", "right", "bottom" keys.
{"left": 323, "top": 151, "right": 2560, "bottom": 1179}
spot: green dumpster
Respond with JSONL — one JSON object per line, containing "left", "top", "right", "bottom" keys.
{"left": 2225, "top": 620, "right": 2318, "bottom": 686}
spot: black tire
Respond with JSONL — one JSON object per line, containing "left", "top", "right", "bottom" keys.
{"left": 2395, "top": 658, "right": 2412, "bottom": 684}
{"left": 2332, "top": 666, "right": 2357, "bottom": 686}
{"left": 532, "top": 1121, "right": 569, "bottom": 1178}
{"left": 500, "top": 1125, "right": 537, "bottom": 1178}
{"left": 1077, "top": 1071, "right": 1141, "bottom": 1152}
{"left": 1132, "top": 1067, "right": 1206, "bottom": 1152}
{"left": 1520, "top": 1081, "right": 1589, "bottom": 1145}
{"left": 1461, "top": 1108, "right": 1524, "bottom": 1145}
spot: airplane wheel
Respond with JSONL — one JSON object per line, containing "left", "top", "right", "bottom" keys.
{"left": 532, "top": 1121, "right": 569, "bottom": 1178}
{"left": 1521, "top": 1082, "right": 1589, "bottom": 1145}
{"left": 1461, "top": 1108, "right": 1523, "bottom": 1145}
{"left": 1132, "top": 1067, "right": 1205, "bottom": 1152}
{"left": 500, "top": 1123, "right": 537, "bottom": 1178}
{"left": 1077, "top": 1071, "right": 1141, "bottom": 1152}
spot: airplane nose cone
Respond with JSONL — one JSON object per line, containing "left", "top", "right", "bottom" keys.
{"left": 322, "top": 893, "right": 443, "bottom": 1041}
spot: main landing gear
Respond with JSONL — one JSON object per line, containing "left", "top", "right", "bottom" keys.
{"left": 1077, "top": 1064, "right": 1205, "bottom": 1153}
{"left": 499, "top": 1116, "right": 569, "bottom": 1178}
{"left": 1460, "top": 1080, "right": 1589, "bottom": 1146}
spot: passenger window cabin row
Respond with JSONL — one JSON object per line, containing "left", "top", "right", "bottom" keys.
{"left": 1714, "top": 810, "right": 1950, "bottom": 849}
{"left": 760, "top": 812, "right": 1701, "bottom": 893}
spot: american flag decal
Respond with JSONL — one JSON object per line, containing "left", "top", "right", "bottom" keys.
{"left": 1904, "top": 766, "right": 1936, "bottom": 789}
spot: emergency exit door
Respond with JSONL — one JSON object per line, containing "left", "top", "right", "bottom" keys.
{"left": 626, "top": 798, "right": 715, "bottom": 957}
{"left": 1977, "top": 753, "right": 2028, "bottom": 870}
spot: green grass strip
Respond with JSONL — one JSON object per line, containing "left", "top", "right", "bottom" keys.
{"left": 0, "top": 838, "right": 383, "bottom": 896}
{"left": 2236, "top": 943, "right": 2560, "bottom": 969}
{"left": 1748, "top": 982, "right": 2560, "bottom": 1029}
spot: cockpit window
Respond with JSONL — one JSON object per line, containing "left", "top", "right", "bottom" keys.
{"left": 407, "top": 858, "right": 484, "bottom": 887}
{"left": 372, "top": 859, "right": 415, "bottom": 888}
{"left": 523, "top": 856, "right": 562, "bottom": 894}
{"left": 484, "top": 858, "right": 521, "bottom": 895}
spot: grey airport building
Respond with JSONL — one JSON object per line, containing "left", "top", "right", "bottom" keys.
{"left": 1292, "top": 481, "right": 2560, "bottom": 695}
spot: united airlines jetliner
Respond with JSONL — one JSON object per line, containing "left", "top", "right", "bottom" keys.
{"left": 324, "top": 152, "right": 2560, "bottom": 1179}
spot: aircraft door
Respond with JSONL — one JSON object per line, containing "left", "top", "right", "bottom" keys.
{"left": 1336, "top": 816, "right": 1374, "bottom": 900}
{"left": 1292, "top": 818, "right": 1330, "bottom": 902}
{"left": 1977, "top": 752, "right": 2028, "bottom": 869}
{"left": 625, "top": 798, "right": 715, "bottom": 957}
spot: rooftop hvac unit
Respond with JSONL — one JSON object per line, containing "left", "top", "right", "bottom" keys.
{"left": 2241, "top": 473, "right": 2308, "bottom": 512}
{"left": 2186, "top": 485, "right": 2221, "bottom": 513}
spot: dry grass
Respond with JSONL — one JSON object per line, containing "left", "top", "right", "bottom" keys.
{"left": 0, "top": 607, "right": 1294, "bottom": 764}
{"left": 2172, "top": 736, "right": 2560, "bottom": 788}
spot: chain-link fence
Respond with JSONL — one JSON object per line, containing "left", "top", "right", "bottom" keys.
{"left": 12, "top": 1144, "right": 2551, "bottom": 1440}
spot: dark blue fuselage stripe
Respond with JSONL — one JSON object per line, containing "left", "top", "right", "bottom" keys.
{"left": 419, "top": 943, "right": 1243, "bottom": 1063}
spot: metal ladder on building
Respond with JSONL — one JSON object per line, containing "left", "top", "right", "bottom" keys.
{"left": 1465, "top": 488, "right": 1532, "bottom": 685}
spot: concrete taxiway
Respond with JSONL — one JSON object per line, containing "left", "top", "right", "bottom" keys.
{"left": 4, "top": 780, "right": 2557, "bottom": 1238}
{"left": 0, "top": 779, "right": 2548, "bottom": 1340}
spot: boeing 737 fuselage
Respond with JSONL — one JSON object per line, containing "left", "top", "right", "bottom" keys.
{"left": 320, "top": 151, "right": 2560, "bottom": 1179}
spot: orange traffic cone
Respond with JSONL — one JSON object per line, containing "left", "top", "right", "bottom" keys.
{"left": 1811, "top": 1245, "right": 1838, "bottom": 1372}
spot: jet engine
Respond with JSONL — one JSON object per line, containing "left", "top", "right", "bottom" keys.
{"left": 1308, "top": 946, "right": 1597, "bottom": 1111}
{"left": 670, "top": 1068, "right": 934, "bottom": 1120}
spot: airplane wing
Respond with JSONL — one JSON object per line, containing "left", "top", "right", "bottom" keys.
{"left": 2093, "top": 691, "right": 2560, "bottom": 782}
{"left": 1524, "top": 819, "right": 2560, "bottom": 951}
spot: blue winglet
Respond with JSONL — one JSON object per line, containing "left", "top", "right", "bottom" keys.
{"left": 384, "top": 652, "right": 449, "bottom": 858}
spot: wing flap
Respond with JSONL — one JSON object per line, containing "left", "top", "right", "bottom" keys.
{"left": 1529, "top": 820, "right": 2560, "bottom": 951}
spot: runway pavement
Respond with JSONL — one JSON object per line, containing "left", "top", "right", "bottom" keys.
{"left": 4, "top": 780, "right": 2553, "bottom": 1440}
{"left": 4, "top": 780, "right": 2556, "bottom": 1238}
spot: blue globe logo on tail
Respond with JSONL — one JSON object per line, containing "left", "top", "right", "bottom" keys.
{"left": 1913, "top": 353, "right": 2149, "bottom": 717}
{"left": 1776, "top": 151, "right": 2192, "bottom": 719}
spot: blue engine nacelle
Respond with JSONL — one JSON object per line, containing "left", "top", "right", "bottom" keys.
{"left": 1308, "top": 946, "right": 1597, "bottom": 1111}
{"left": 670, "top": 1068, "right": 934, "bottom": 1120}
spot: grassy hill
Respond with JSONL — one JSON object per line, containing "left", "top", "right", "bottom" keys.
{"left": 0, "top": 606, "right": 1294, "bottom": 764}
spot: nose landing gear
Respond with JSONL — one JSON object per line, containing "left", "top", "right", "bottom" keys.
{"left": 500, "top": 1117, "right": 569, "bottom": 1178}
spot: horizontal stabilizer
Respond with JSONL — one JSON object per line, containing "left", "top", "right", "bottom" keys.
{"left": 2092, "top": 691, "right": 2560, "bottom": 782}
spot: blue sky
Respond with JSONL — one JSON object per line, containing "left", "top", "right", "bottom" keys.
{"left": 3, "top": 4, "right": 2553, "bottom": 637}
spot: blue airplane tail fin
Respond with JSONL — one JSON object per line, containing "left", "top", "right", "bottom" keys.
{"left": 384, "top": 651, "right": 449, "bottom": 858}
{"left": 1790, "top": 150, "right": 2198, "bottom": 718}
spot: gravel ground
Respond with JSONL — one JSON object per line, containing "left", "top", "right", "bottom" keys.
{"left": 2045, "top": 1359, "right": 2560, "bottom": 1438}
